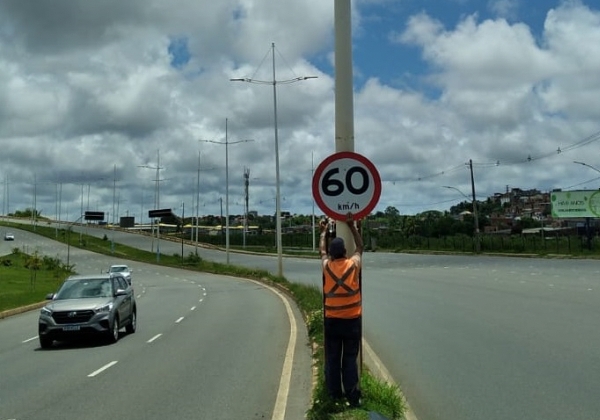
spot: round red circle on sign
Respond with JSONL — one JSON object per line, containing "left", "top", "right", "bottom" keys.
{"left": 312, "top": 151, "right": 381, "bottom": 220}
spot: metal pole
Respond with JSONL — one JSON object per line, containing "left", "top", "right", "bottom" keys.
{"left": 111, "top": 165, "right": 116, "bottom": 254}
{"left": 469, "top": 159, "right": 481, "bottom": 253}
{"left": 196, "top": 151, "right": 201, "bottom": 255}
{"left": 312, "top": 152, "right": 316, "bottom": 252}
{"left": 225, "top": 118, "right": 230, "bottom": 264}
{"left": 33, "top": 174, "right": 37, "bottom": 231}
{"left": 244, "top": 167, "right": 250, "bottom": 249}
{"left": 79, "top": 183, "right": 83, "bottom": 243}
{"left": 156, "top": 150, "right": 161, "bottom": 262}
{"left": 334, "top": 0, "right": 356, "bottom": 250}
{"left": 272, "top": 42, "right": 283, "bottom": 278}
{"left": 334, "top": 0, "right": 362, "bottom": 378}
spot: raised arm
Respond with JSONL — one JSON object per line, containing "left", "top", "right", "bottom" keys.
{"left": 346, "top": 212, "right": 364, "bottom": 255}
{"left": 319, "top": 218, "right": 329, "bottom": 260}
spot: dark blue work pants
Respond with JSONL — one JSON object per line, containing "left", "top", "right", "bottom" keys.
{"left": 324, "top": 316, "right": 362, "bottom": 403}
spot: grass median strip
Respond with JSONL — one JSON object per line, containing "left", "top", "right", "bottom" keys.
{"left": 1, "top": 221, "right": 406, "bottom": 419}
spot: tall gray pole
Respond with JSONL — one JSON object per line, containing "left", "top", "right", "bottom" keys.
{"left": 334, "top": 0, "right": 355, "bottom": 249}
{"left": 156, "top": 150, "right": 161, "bottom": 262}
{"left": 195, "top": 151, "right": 201, "bottom": 255}
{"left": 111, "top": 165, "right": 116, "bottom": 254}
{"left": 272, "top": 42, "right": 283, "bottom": 278}
{"left": 312, "top": 152, "right": 316, "bottom": 252}
{"left": 225, "top": 118, "right": 230, "bottom": 264}
{"left": 469, "top": 159, "right": 481, "bottom": 253}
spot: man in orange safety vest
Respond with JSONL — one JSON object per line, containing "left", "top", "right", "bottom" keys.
{"left": 319, "top": 212, "right": 364, "bottom": 407}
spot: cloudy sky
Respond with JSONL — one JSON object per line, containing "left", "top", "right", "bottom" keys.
{"left": 1, "top": 0, "right": 600, "bottom": 223}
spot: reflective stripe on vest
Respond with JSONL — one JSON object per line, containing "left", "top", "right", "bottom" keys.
{"left": 324, "top": 259, "right": 361, "bottom": 318}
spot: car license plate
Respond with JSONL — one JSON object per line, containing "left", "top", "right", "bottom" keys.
{"left": 62, "top": 325, "right": 81, "bottom": 331}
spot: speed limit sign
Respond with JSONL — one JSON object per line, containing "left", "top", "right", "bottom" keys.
{"left": 312, "top": 151, "right": 381, "bottom": 220}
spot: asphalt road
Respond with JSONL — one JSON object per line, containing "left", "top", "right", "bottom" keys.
{"left": 0, "top": 229, "right": 312, "bottom": 420}
{"left": 4, "top": 224, "right": 600, "bottom": 420}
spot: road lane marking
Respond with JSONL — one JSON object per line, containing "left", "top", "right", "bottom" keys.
{"left": 88, "top": 361, "right": 118, "bottom": 377}
{"left": 191, "top": 306, "right": 196, "bottom": 311}
{"left": 147, "top": 334, "right": 162, "bottom": 343}
{"left": 175, "top": 317, "right": 184, "bottom": 323}
{"left": 23, "top": 336, "right": 38, "bottom": 343}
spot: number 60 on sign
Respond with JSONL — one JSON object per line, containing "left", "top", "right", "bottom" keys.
{"left": 312, "top": 151, "right": 381, "bottom": 221}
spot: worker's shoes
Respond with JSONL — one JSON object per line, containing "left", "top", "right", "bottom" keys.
{"left": 347, "top": 397, "right": 361, "bottom": 408}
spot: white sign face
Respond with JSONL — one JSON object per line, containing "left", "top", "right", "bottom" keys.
{"left": 312, "top": 151, "right": 381, "bottom": 220}
{"left": 551, "top": 190, "right": 600, "bottom": 218}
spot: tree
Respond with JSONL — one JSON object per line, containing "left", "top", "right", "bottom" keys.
{"left": 25, "top": 251, "right": 43, "bottom": 291}
{"left": 10, "top": 208, "right": 42, "bottom": 218}
{"left": 384, "top": 206, "right": 400, "bottom": 229}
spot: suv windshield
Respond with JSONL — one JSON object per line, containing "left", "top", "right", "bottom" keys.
{"left": 110, "top": 266, "right": 127, "bottom": 273}
{"left": 55, "top": 278, "right": 113, "bottom": 299}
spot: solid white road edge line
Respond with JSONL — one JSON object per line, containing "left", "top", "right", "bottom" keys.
{"left": 88, "top": 361, "right": 118, "bottom": 377}
{"left": 248, "top": 280, "right": 296, "bottom": 420}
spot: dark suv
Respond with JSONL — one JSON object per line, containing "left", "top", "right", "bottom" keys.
{"left": 38, "top": 273, "right": 137, "bottom": 348}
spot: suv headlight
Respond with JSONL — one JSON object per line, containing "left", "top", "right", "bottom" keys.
{"left": 95, "top": 303, "right": 113, "bottom": 313}
{"left": 40, "top": 307, "right": 52, "bottom": 317}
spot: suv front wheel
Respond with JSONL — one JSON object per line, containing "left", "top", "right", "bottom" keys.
{"left": 40, "top": 336, "right": 53, "bottom": 349}
{"left": 125, "top": 310, "right": 136, "bottom": 334}
{"left": 107, "top": 316, "right": 120, "bottom": 343}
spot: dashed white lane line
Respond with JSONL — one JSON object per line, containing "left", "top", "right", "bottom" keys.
{"left": 191, "top": 306, "right": 196, "bottom": 311}
{"left": 147, "top": 334, "right": 162, "bottom": 343}
{"left": 22, "top": 336, "right": 38, "bottom": 343}
{"left": 175, "top": 317, "right": 185, "bottom": 323}
{"left": 88, "top": 361, "right": 118, "bottom": 377}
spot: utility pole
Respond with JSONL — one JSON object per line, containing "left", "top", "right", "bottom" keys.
{"left": 244, "top": 167, "right": 250, "bottom": 248}
{"left": 195, "top": 151, "right": 201, "bottom": 255}
{"left": 469, "top": 159, "right": 481, "bottom": 253}
{"left": 139, "top": 150, "right": 164, "bottom": 261}
{"left": 112, "top": 165, "right": 117, "bottom": 254}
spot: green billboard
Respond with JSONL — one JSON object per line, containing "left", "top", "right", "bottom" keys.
{"left": 551, "top": 190, "right": 600, "bottom": 218}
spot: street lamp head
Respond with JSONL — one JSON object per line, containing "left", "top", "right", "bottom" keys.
{"left": 442, "top": 185, "right": 469, "bottom": 199}
{"left": 574, "top": 160, "right": 600, "bottom": 174}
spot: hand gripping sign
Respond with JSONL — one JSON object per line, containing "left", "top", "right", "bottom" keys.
{"left": 312, "top": 151, "right": 381, "bottom": 221}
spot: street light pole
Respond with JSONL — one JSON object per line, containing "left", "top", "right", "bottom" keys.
{"left": 469, "top": 159, "right": 481, "bottom": 253}
{"left": 200, "top": 119, "right": 253, "bottom": 264}
{"left": 196, "top": 151, "right": 201, "bottom": 256}
{"left": 230, "top": 42, "right": 317, "bottom": 277}
{"left": 443, "top": 180, "right": 480, "bottom": 253}
{"left": 139, "top": 150, "right": 163, "bottom": 261}
{"left": 270, "top": 44, "right": 284, "bottom": 277}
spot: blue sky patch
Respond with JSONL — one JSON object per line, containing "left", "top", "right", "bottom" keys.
{"left": 168, "top": 37, "right": 191, "bottom": 69}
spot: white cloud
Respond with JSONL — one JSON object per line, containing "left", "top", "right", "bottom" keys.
{"left": 488, "top": 0, "right": 520, "bottom": 20}
{"left": 0, "top": 0, "right": 599, "bottom": 220}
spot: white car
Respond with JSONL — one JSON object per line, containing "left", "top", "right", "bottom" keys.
{"left": 108, "top": 264, "right": 132, "bottom": 285}
{"left": 4, "top": 232, "right": 15, "bottom": 241}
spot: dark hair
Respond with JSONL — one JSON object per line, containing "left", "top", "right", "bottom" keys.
{"left": 329, "top": 237, "right": 345, "bottom": 259}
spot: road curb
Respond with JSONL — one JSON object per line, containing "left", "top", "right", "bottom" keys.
{"left": 0, "top": 301, "right": 46, "bottom": 320}
{"left": 363, "top": 339, "right": 419, "bottom": 420}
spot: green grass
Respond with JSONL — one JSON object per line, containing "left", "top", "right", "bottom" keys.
{"left": 0, "top": 220, "right": 406, "bottom": 419}
{"left": 0, "top": 250, "right": 73, "bottom": 312}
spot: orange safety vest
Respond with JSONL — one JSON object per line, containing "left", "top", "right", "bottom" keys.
{"left": 323, "top": 258, "right": 361, "bottom": 319}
